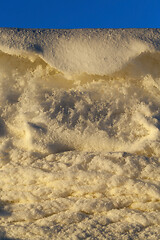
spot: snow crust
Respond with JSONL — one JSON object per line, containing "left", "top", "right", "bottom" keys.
{"left": 0, "top": 28, "right": 160, "bottom": 239}
{"left": 0, "top": 28, "right": 160, "bottom": 75}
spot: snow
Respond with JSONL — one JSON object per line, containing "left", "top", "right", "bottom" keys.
{"left": 0, "top": 28, "right": 160, "bottom": 239}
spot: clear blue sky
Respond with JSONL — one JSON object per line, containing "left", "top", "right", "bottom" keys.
{"left": 1, "top": 0, "right": 160, "bottom": 29}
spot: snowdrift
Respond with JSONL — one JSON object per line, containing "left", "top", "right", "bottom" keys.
{"left": 0, "top": 28, "right": 160, "bottom": 239}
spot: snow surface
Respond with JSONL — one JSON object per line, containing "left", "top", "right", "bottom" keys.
{"left": 0, "top": 28, "right": 160, "bottom": 239}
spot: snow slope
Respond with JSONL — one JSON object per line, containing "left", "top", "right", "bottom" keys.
{"left": 0, "top": 28, "right": 160, "bottom": 239}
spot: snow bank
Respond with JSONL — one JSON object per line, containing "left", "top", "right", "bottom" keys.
{"left": 0, "top": 28, "right": 160, "bottom": 239}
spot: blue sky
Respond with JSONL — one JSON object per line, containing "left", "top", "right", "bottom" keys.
{"left": 1, "top": 0, "right": 160, "bottom": 29}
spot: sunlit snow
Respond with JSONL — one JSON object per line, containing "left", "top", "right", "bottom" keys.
{"left": 0, "top": 28, "right": 160, "bottom": 239}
